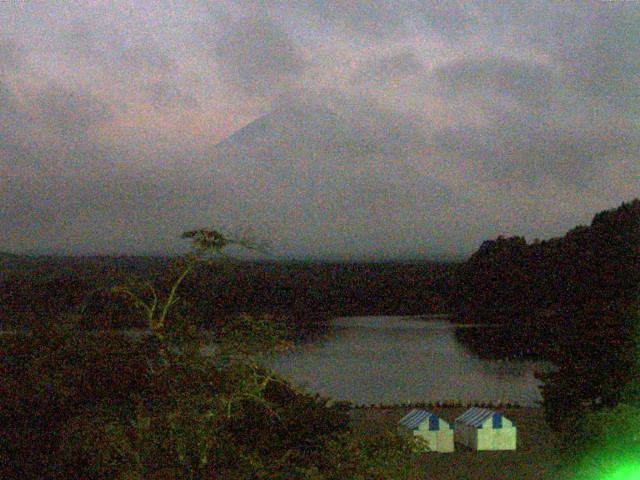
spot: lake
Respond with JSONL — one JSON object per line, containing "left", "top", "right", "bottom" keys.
{"left": 262, "top": 316, "right": 548, "bottom": 407}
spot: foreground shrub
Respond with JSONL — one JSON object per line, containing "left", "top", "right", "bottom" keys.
{"left": 551, "top": 403, "right": 640, "bottom": 480}
{"left": 0, "top": 229, "right": 427, "bottom": 479}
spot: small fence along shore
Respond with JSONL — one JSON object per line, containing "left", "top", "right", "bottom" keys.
{"left": 332, "top": 399, "right": 524, "bottom": 410}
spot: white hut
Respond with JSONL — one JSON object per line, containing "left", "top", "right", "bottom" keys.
{"left": 454, "top": 407, "right": 516, "bottom": 451}
{"left": 397, "top": 409, "right": 454, "bottom": 452}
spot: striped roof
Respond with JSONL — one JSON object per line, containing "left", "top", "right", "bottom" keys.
{"left": 398, "top": 409, "right": 439, "bottom": 430}
{"left": 455, "top": 407, "right": 497, "bottom": 427}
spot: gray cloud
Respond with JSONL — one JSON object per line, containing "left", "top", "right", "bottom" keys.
{"left": 351, "top": 52, "right": 423, "bottom": 84}
{"left": 478, "top": 2, "right": 640, "bottom": 113}
{"left": 36, "top": 86, "right": 112, "bottom": 138}
{"left": 436, "top": 57, "right": 556, "bottom": 109}
{"left": 0, "top": 84, "right": 114, "bottom": 180}
{"left": 120, "top": 45, "right": 177, "bottom": 73}
{"left": 298, "top": 1, "right": 408, "bottom": 39}
{"left": 432, "top": 112, "right": 633, "bottom": 188}
{"left": 62, "top": 22, "right": 179, "bottom": 80}
{"left": 212, "top": 17, "right": 305, "bottom": 96}
{"left": 0, "top": 81, "right": 21, "bottom": 142}
{"left": 145, "top": 80, "right": 199, "bottom": 110}
{"left": 1, "top": 0, "right": 638, "bottom": 257}
{"left": 1, "top": 164, "right": 246, "bottom": 254}
{"left": 0, "top": 40, "right": 27, "bottom": 73}
{"left": 289, "top": 0, "right": 475, "bottom": 39}
{"left": 557, "top": 4, "right": 640, "bottom": 111}
{"left": 0, "top": 81, "right": 17, "bottom": 116}
{"left": 430, "top": 54, "right": 637, "bottom": 187}
{"left": 64, "top": 22, "right": 120, "bottom": 61}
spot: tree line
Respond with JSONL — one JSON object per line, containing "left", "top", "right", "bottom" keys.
{"left": 452, "top": 198, "right": 640, "bottom": 448}
{"left": 1, "top": 258, "right": 454, "bottom": 335}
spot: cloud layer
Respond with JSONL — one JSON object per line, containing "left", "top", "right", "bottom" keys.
{"left": 0, "top": 1, "right": 638, "bottom": 258}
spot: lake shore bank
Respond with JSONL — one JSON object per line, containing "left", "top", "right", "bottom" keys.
{"left": 350, "top": 406, "right": 564, "bottom": 480}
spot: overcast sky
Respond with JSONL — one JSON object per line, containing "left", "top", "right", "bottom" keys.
{"left": 1, "top": 1, "right": 638, "bottom": 259}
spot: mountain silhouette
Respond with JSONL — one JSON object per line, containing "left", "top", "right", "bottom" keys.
{"left": 210, "top": 99, "right": 500, "bottom": 260}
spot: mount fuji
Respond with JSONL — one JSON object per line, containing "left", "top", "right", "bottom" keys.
{"left": 208, "top": 99, "right": 499, "bottom": 260}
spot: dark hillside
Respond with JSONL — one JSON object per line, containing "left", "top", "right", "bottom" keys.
{"left": 452, "top": 198, "right": 639, "bottom": 360}
{"left": 452, "top": 198, "right": 640, "bottom": 427}
{"left": 0, "top": 259, "right": 457, "bottom": 332}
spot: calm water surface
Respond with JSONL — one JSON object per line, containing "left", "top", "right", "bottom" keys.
{"left": 264, "top": 316, "right": 548, "bottom": 407}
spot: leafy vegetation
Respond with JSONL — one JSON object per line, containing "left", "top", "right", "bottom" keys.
{"left": 0, "top": 229, "right": 427, "bottom": 479}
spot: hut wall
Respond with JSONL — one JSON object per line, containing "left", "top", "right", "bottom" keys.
{"left": 492, "top": 427, "right": 517, "bottom": 450}
{"left": 476, "top": 428, "right": 493, "bottom": 450}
